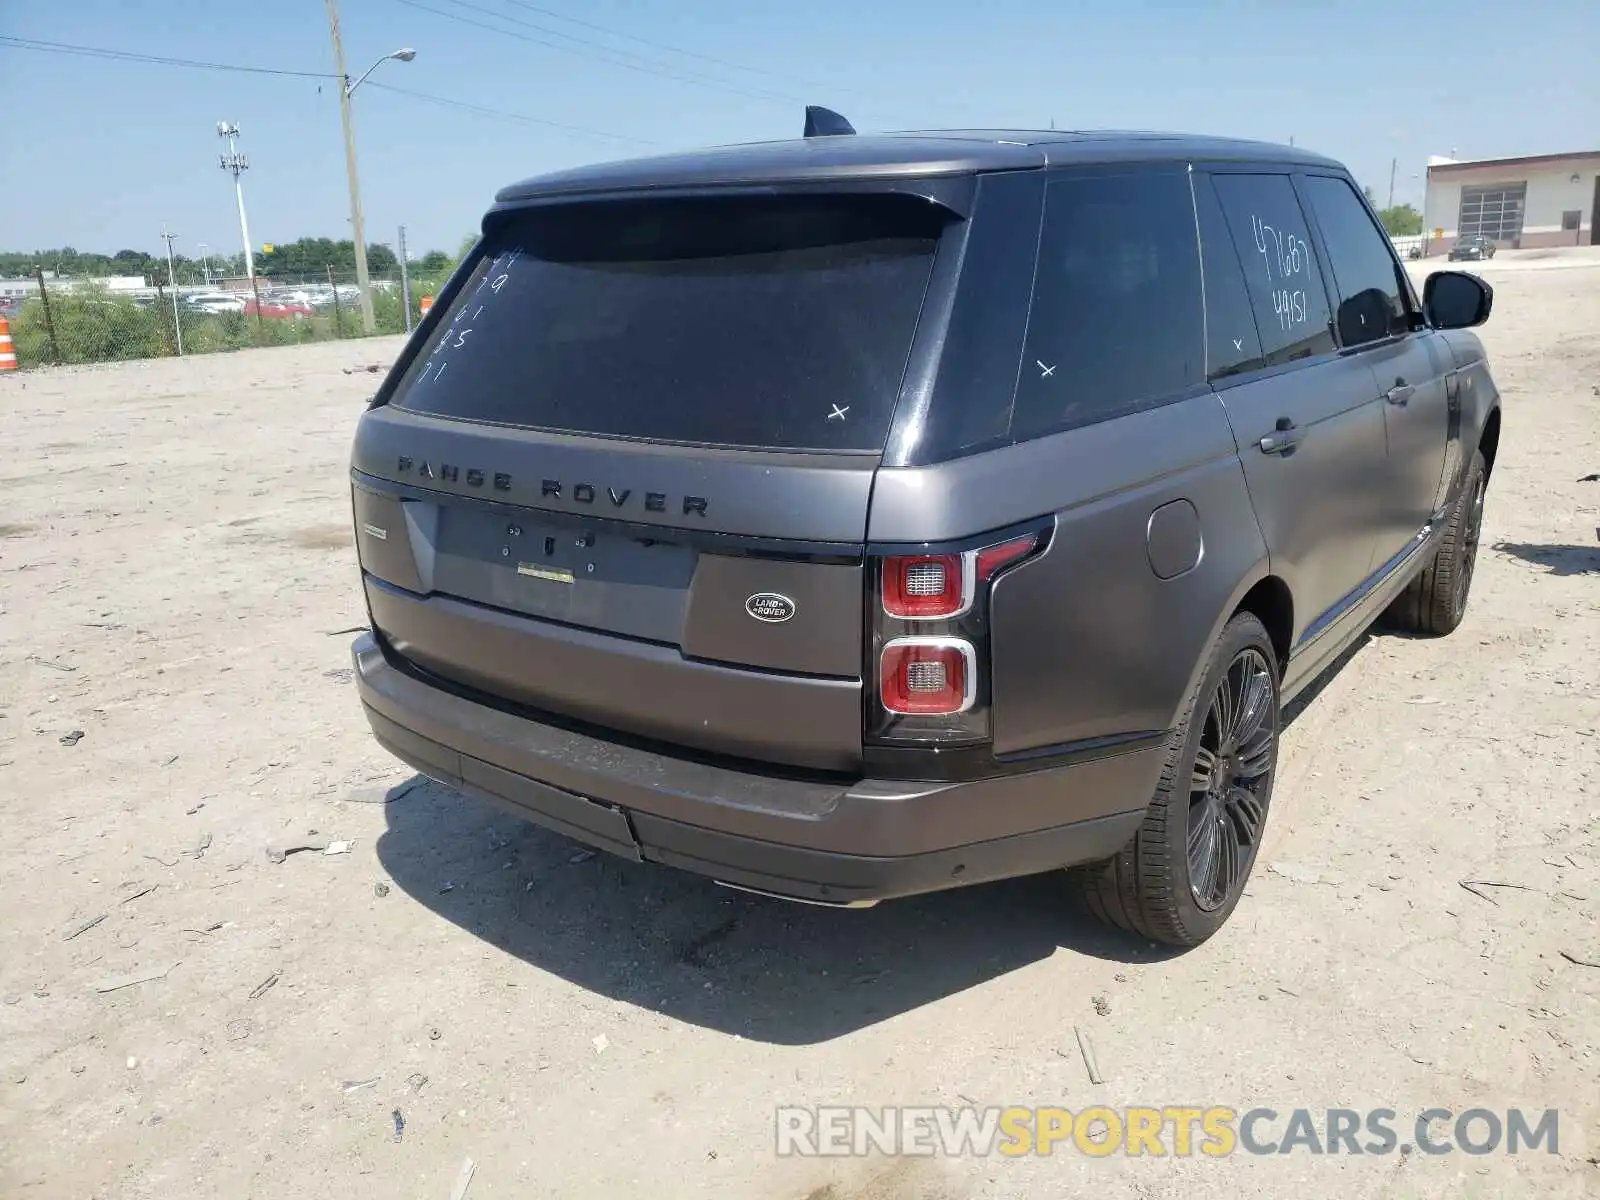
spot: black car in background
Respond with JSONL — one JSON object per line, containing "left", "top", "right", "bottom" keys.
{"left": 1449, "top": 234, "right": 1498, "bottom": 261}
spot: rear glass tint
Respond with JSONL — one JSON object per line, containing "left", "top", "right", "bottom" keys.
{"left": 1195, "top": 174, "right": 1265, "bottom": 380}
{"left": 1010, "top": 171, "right": 1205, "bottom": 442}
{"left": 389, "top": 194, "right": 947, "bottom": 452}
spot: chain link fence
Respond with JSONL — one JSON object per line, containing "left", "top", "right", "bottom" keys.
{"left": 4, "top": 267, "right": 454, "bottom": 369}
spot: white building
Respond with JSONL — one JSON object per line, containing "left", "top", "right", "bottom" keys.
{"left": 0, "top": 275, "right": 149, "bottom": 299}
{"left": 1423, "top": 150, "right": 1600, "bottom": 256}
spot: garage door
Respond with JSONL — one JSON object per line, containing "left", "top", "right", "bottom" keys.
{"left": 1457, "top": 183, "right": 1527, "bottom": 247}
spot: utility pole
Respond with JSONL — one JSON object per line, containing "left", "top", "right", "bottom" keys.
{"left": 160, "top": 228, "right": 184, "bottom": 356}
{"left": 398, "top": 225, "right": 415, "bottom": 333}
{"left": 34, "top": 266, "right": 60, "bottom": 364}
{"left": 217, "top": 123, "right": 255, "bottom": 282}
{"left": 327, "top": 0, "right": 376, "bottom": 334}
{"left": 1387, "top": 157, "right": 1397, "bottom": 209}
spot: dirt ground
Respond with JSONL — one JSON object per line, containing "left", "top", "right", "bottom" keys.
{"left": 1, "top": 258, "right": 1596, "bottom": 1200}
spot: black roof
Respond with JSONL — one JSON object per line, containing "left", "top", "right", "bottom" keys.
{"left": 494, "top": 129, "right": 1342, "bottom": 204}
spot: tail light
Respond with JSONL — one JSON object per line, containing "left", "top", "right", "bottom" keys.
{"left": 881, "top": 554, "right": 971, "bottom": 618}
{"left": 867, "top": 527, "right": 1048, "bottom": 746}
{"left": 879, "top": 638, "right": 975, "bottom": 715}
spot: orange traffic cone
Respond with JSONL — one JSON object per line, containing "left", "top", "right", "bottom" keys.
{"left": 0, "top": 317, "right": 16, "bottom": 372}
{"left": 418, "top": 295, "right": 434, "bottom": 318}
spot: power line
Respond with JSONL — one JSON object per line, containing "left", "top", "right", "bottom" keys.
{"left": 0, "top": 33, "right": 651, "bottom": 147}
{"left": 394, "top": 0, "right": 810, "bottom": 109}
{"left": 494, "top": 0, "right": 842, "bottom": 93}
{"left": 0, "top": 35, "right": 337, "bottom": 79}
{"left": 366, "top": 82, "right": 654, "bottom": 145}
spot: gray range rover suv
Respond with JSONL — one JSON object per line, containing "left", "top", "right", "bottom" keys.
{"left": 349, "top": 116, "right": 1501, "bottom": 946}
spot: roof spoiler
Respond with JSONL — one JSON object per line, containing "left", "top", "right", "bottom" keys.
{"left": 803, "top": 105, "right": 856, "bottom": 138}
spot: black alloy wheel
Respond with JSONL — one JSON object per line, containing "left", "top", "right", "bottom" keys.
{"left": 1453, "top": 471, "right": 1486, "bottom": 614}
{"left": 1068, "top": 612, "right": 1281, "bottom": 947}
{"left": 1186, "top": 648, "right": 1275, "bottom": 911}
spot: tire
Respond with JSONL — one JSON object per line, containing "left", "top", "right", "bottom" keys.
{"left": 1384, "top": 449, "right": 1486, "bottom": 637}
{"left": 1068, "top": 613, "right": 1280, "bottom": 948}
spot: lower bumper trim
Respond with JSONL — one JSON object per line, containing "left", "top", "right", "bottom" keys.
{"left": 367, "top": 698, "right": 1147, "bottom": 904}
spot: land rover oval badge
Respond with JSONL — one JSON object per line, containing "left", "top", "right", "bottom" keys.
{"left": 745, "top": 592, "right": 796, "bottom": 624}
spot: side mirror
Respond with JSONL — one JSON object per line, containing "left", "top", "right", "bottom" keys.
{"left": 1424, "top": 270, "right": 1493, "bottom": 329}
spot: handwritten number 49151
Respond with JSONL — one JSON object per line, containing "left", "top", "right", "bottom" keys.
{"left": 419, "top": 262, "right": 512, "bottom": 385}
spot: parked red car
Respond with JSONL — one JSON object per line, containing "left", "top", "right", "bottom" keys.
{"left": 244, "top": 298, "right": 313, "bottom": 319}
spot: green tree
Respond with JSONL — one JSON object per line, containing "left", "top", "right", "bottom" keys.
{"left": 253, "top": 237, "right": 399, "bottom": 279}
{"left": 366, "top": 242, "right": 398, "bottom": 275}
{"left": 1375, "top": 204, "right": 1423, "bottom": 237}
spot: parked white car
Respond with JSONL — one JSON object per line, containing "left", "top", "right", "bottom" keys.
{"left": 184, "top": 293, "right": 247, "bottom": 314}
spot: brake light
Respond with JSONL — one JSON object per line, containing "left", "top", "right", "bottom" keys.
{"left": 975, "top": 534, "right": 1039, "bottom": 581}
{"left": 881, "top": 553, "right": 968, "bottom": 618}
{"left": 880, "top": 638, "right": 975, "bottom": 715}
{"left": 867, "top": 524, "right": 1049, "bottom": 748}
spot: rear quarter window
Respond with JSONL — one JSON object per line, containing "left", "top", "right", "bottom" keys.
{"left": 1195, "top": 175, "right": 1265, "bottom": 380}
{"left": 1009, "top": 171, "right": 1205, "bottom": 442}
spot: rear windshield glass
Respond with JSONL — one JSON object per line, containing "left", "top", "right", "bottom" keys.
{"left": 389, "top": 194, "right": 947, "bottom": 452}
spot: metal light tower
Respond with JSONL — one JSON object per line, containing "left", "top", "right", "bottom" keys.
{"left": 217, "top": 122, "right": 254, "bottom": 282}
{"left": 160, "top": 228, "right": 184, "bottom": 356}
{"left": 327, "top": 0, "right": 415, "bottom": 334}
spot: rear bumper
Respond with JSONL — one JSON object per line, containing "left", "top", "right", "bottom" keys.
{"left": 353, "top": 633, "right": 1158, "bottom": 904}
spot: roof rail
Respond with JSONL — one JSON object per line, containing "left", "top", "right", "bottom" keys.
{"left": 803, "top": 106, "right": 855, "bottom": 138}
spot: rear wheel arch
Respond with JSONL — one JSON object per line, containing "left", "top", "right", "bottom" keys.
{"left": 1231, "top": 575, "right": 1293, "bottom": 674}
{"left": 1478, "top": 406, "right": 1501, "bottom": 481}
{"left": 1187, "top": 563, "right": 1293, "bottom": 688}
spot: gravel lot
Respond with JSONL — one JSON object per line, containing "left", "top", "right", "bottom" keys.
{"left": 1, "top": 258, "right": 1596, "bottom": 1199}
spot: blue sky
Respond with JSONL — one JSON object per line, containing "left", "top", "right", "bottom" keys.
{"left": 1, "top": 0, "right": 1595, "bottom": 259}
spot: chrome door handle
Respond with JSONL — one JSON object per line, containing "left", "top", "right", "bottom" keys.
{"left": 1386, "top": 384, "right": 1415, "bottom": 406}
{"left": 1257, "top": 417, "right": 1299, "bottom": 455}
{"left": 1257, "top": 431, "right": 1301, "bottom": 455}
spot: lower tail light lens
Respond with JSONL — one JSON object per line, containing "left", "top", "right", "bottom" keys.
{"left": 879, "top": 638, "right": 976, "bottom": 715}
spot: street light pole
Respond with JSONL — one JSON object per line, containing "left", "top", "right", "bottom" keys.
{"left": 217, "top": 123, "right": 254, "bottom": 283}
{"left": 325, "top": 0, "right": 415, "bottom": 335}
{"left": 160, "top": 228, "right": 184, "bottom": 356}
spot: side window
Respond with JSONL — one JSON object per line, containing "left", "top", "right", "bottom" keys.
{"left": 1011, "top": 171, "right": 1204, "bottom": 442}
{"left": 1195, "top": 175, "right": 1264, "bottom": 379}
{"left": 1302, "top": 175, "right": 1409, "bottom": 348}
{"left": 1211, "top": 173, "right": 1335, "bottom": 366}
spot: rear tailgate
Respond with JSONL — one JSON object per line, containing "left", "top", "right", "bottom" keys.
{"left": 352, "top": 190, "right": 955, "bottom": 771}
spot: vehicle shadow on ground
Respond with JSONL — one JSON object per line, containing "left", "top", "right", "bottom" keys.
{"left": 372, "top": 633, "right": 1385, "bottom": 1045}
{"left": 1491, "top": 541, "right": 1600, "bottom": 577}
{"left": 373, "top": 777, "right": 1186, "bottom": 1045}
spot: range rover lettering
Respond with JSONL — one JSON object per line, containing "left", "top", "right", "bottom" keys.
{"left": 348, "top": 111, "right": 1501, "bottom": 946}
